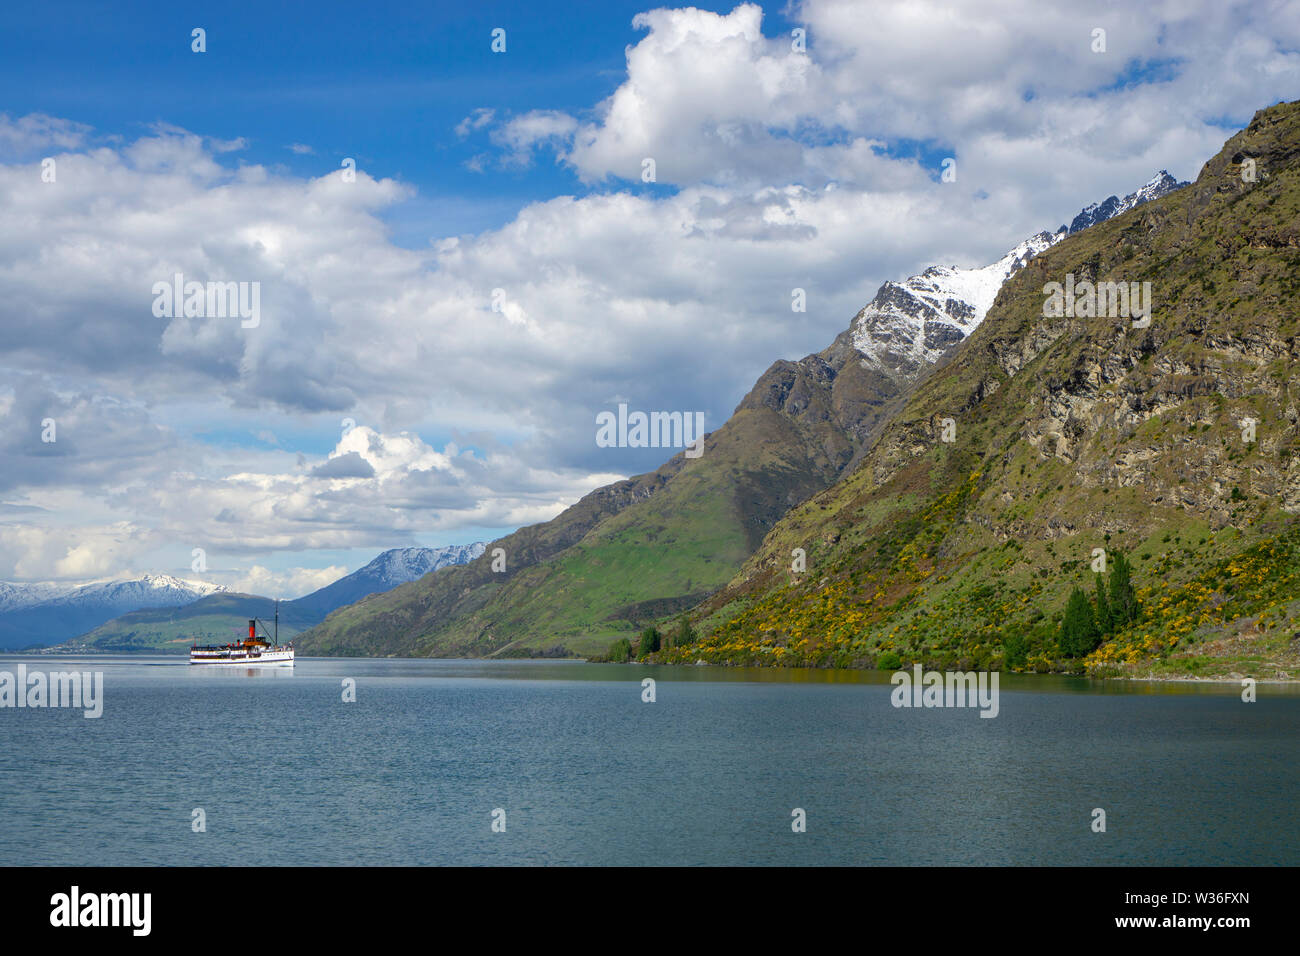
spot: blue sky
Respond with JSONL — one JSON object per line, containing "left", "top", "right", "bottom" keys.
{"left": 0, "top": 0, "right": 791, "bottom": 237}
{"left": 0, "top": 0, "right": 1295, "bottom": 595}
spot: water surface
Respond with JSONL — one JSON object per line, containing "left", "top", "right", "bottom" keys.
{"left": 2, "top": 655, "right": 1295, "bottom": 865}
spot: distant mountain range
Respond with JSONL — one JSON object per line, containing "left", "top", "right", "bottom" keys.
{"left": 0, "top": 575, "right": 227, "bottom": 650}
{"left": 2, "top": 543, "right": 485, "bottom": 651}
{"left": 282, "top": 544, "right": 486, "bottom": 618}
{"left": 296, "top": 169, "right": 1187, "bottom": 659}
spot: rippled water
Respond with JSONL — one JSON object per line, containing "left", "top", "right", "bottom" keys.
{"left": 2, "top": 655, "right": 1296, "bottom": 865}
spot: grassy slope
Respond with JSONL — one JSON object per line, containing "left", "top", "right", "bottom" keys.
{"left": 663, "top": 100, "right": 1300, "bottom": 678}
{"left": 69, "top": 594, "right": 319, "bottom": 653}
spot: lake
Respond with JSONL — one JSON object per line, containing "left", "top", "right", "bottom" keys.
{"left": 2, "top": 655, "right": 1297, "bottom": 866}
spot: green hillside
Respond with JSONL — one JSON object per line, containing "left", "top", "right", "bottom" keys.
{"left": 660, "top": 100, "right": 1300, "bottom": 679}
{"left": 68, "top": 594, "right": 318, "bottom": 653}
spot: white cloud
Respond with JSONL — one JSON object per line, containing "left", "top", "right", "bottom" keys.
{"left": 0, "top": 112, "right": 91, "bottom": 156}
{"left": 226, "top": 563, "right": 348, "bottom": 599}
{"left": 493, "top": 0, "right": 1296, "bottom": 199}
{"left": 0, "top": 521, "right": 154, "bottom": 581}
{"left": 567, "top": 4, "right": 819, "bottom": 185}
{"left": 209, "top": 136, "right": 248, "bottom": 154}
{"left": 455, "top": 107, "right": 496, "bottom": 138}
{"left": 492, "top": 110, "right": 580, "bottom": 167}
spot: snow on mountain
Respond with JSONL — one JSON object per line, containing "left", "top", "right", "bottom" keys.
{"left": 1, "top": 546, "right": 488, "bottom": 650}
{"left": 287, "top": 543, "right": 487, "bottom": 617}
{"left": 0, "top": 574, "right": 228, "bottom": 650}
{"left": 1065, "top": 171, "right": 1183, "bottom": 235}
{"left": 64, "top": 574, "right": 228, "bottom": 611}
{"left": 849, "top": 172, "right": 1187, "bottom": 379}
{"left": 0, "top": 574, "right": 225, "bottom": 614}
{"left": 0, "top": 581, "right": 70, "bottom": 613}
{"left": 850, "top": 229, "right": 1064, "bottom": 375}
{"left": 360, "top": 543, "right": 487, "bottom": 589}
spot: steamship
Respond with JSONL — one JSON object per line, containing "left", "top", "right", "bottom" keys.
{"left": 190, "top": 602, "right": 295, "bottom": 666}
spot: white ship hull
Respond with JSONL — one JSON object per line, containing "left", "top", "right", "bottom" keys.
{"left": 190, "top": 647, "right": 295, "bottom": 666}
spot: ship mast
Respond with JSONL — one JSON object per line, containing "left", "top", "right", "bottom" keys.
{"left": 249, "top": 599, "right": 283, "bottom": 647}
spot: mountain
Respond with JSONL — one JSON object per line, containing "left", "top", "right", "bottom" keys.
{"left": 0, "top": 574, "right": 227, "bottom": 650}
{"left": 661, "top": 100, "right": 1300, "bottom": 679}
{"left": 288, "top": 544, "right": 486, "bottom": 618}
{"left": 0, "top": 581, "right": 69, "bottom": 613}
{"left": 848, "top": 172, "right": 1185, "bottom": 387}
{"left": 297, "top": 174, "right": 1186, "bottom": 659}
{"left": 62, "top": 544, "right": 485, "bottom": 653}
{"left": 1064, "top": 171, "right": 1184, "bottom": 234}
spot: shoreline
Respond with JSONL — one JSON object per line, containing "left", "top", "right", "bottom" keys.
{"left": 9, "top": 648, "right": 1298, "bottom": 683}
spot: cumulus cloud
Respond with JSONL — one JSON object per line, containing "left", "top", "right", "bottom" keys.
{"left": 568, "top": 4, "right": 819, "bottom": 185}
{"left": 0, "top": 415, "right": 624, "bottom": 579}
{"left": 492, "top": 110, "right": 580, "bottom": 167}
{"left": 225, "top": 563, "right": 349, "bottom": 599}
{"left": 494, "top": 0, "right": 1296, "bottom": 205}
{"left": 0, "top": 520, "right": 156, "bottom": 581}
{"left": 0, "top": 112, "right": 91, "bottom": 157}
{"left": 310, "top": 450, "right": 376, "bottom": 479}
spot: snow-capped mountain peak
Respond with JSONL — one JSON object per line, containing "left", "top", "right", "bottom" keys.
{"left": 1065, "top": 170, "right": 1181, "bottom": 235}
{"left": 849, "top": 228, "right": 1066, "bottom": 375}
{"left": 284, "top": 542, "right": 488, "bottom": 617}
{"left": 358, "top": 543, "right": 488, "bottom": 588}
{"left": 64, "top": 575, "right": 228, "bottom": 609}
{"left": 849, "top": 173, "right": 1187, "bottom": 378}
{"left": 0, "top": 574, "right": 231, "bottom": 650}
{"left": 0, "top": 574, "right": 225, "bottom": 613}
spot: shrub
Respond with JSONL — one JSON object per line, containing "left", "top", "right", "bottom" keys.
{"left": 876, "top": 650, "right": 903, "bottom": 671}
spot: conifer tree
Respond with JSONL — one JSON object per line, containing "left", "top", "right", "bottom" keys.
{"left": 674, "top": 614, "right": 695, "bottom": 648}
{"left": 1059, "top": 586, "right": 1100, "bottom": 657}
{"left": 1093, "top": 572, "right": 1113, "bottom": 635}
{"left": 1108, "top": 552, "right": 1139, "bottom": 627}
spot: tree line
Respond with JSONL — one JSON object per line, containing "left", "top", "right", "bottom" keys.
{"left": 606, "top": 614, "right": 697, "bottom": 662}
{"left": 1058, "top": 551, "right": 1140, "bottom": 657}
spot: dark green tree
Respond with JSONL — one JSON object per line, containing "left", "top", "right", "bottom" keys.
{"left": 608, "top": 637, "right": 632, "bottom": 662}
{"left": 1002, "top": 632, "right": 1028, "bottom": 670}
{"left": 1059, "top": 586, "right": 1100, "bottom": 657}
{"left": 673, "top": 614, "right": 696, "bottom": 648}
{"left": 1093, "top": 572, "right": 1113, "bottom": 635}
{"left": 1107, "top": 552, "right": 1139, "bottom": 628}
{"left": 638, "top": 627, "right": 660, "bottom": 659}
